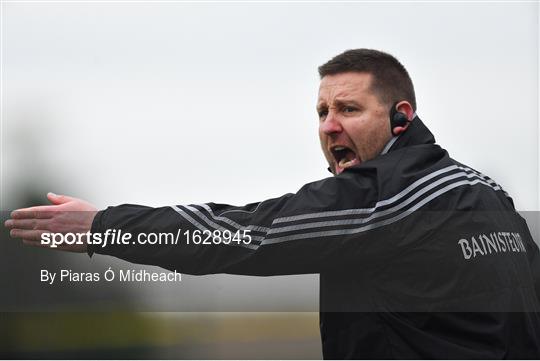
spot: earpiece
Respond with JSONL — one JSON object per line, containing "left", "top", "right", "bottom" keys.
{"left": 390, "top": 101, "right": 410, "bottom": 136}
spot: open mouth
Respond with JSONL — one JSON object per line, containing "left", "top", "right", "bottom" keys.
{"left": 331, "top": 145, "right": 360, "bottom": 174}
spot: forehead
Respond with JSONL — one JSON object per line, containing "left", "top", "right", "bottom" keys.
{"left": 318, "top": 72, "right": 374, "bottom": 102}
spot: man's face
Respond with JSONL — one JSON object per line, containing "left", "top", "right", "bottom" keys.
{"left": 317, "top": 72, "right": 392, "bottom": 175}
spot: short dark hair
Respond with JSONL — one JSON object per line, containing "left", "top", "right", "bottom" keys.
{"left": 318, "top": 49, "right": 417, "bottom": 111}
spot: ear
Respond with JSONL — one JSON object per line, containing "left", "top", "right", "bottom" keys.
{"left": 391, "top": 101, "right": 415, "bottom": 136}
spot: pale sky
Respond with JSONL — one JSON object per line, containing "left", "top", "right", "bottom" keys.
{"left": 3, "top": 2, "right": 538, "bottom": 210}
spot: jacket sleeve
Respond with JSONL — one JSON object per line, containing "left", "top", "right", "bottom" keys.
{"left": 88, "top": 171, "right": 383, "bottom": 276}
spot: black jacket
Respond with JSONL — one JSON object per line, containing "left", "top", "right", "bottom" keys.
{"left": 89, "top": 117, "right": 540, "bottom": 358}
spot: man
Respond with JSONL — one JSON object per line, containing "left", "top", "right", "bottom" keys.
{"left": 6, "top": 49, "right": 540, "bottom": 358}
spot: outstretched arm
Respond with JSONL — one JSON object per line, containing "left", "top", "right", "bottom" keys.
{"left": 5, "top": 174, "right": 383, "bottom": 276}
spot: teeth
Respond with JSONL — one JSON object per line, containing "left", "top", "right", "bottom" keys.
{"left": 333, "top": 146, "right": 346, "bottom": 151}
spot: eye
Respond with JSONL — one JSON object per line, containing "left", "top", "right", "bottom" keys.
{"left": 342, "top": 106, "right": 357, "bottom": 114}
{"left": 318, "top": 109, "right": 328, "bottom": 120}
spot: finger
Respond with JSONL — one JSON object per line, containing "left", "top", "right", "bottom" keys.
{"left": 11, "top": 207, "right": 56, "bottom": 219}
{"left": 10, "top": 229, "right": 49, "bottom": 242}
{"left": 4, "top": 218, "right": 48, "bottom": 230}
{"left": 47, "top": 192, "right": 76, "bottom": 205}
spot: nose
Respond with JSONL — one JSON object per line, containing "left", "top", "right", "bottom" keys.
{"left": 319, "top": 111, "right": 342, "bottom": 135}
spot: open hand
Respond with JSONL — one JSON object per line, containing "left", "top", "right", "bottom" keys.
{"left": 4, "top": 193, "right": 98, "bottom": 252}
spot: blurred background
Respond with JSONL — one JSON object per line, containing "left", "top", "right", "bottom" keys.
{"left": 1, "top": 0, "right": 538, "bottom": 358}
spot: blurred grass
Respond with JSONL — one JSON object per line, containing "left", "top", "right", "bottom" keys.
{"left": 0, "top": 312, "right": 322, "bottom": 359}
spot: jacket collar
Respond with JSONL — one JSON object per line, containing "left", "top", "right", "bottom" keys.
{"left": 382, "top": 115, "right": 436, "bottom": 154}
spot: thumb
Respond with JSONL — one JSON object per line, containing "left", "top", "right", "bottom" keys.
{"left": 47, "top": 192, "right": 74, "bottom": 205}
